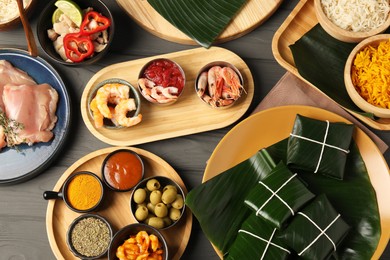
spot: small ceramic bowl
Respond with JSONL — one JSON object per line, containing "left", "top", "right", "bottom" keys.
{"left": 344, "top": 34, "right": 390, "bottom": 118}
{"left": 36, "top": 0, "right": 114, "bottom": 65}
{"left": 67, "top": 213, "right": 113, "bottom": 259}
{"left": 137, "top": 58, "right": 186, "bottom": 105}
{"left": 0, "top": 0, "right": 36, "bottom": 31}
{"left": 314, "top": 0, "right": 390, "bottom": 43}
{"left": 87, "top": 78, "right": 141, "bottom": 129}
{"left": 195, "top": 61, "right": 244, "bottom": 109}
{"left": 43, "top": 171, "right": 104, "bottom": 213}
{"left": 101, "top": 149, "right": 144, "bottom": 192}
{"left": 130, "top": 176, "right": 186, "bottom": 230}
{"left": 108, "top": 223, "right": 168, "bottom": 260}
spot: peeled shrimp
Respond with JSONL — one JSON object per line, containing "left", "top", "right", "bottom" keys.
{"left": 138, "top": 78, "right": 179, "bottom": 104}
{"left": 95, "top": 83, "right": 130, "bottom": 118}
{"left": 114, "top": 99, "right": 142, "bottom": 127}
{"left": 89, "top": 98, "right": 104, "bottom": 128}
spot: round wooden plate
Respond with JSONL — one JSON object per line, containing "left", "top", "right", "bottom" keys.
{"left": 203, "top": 105, "right": 390, "bottom": 259}
{"left": 115, "top": 0, "right": 283, "bottom": 45}
{"left": 80, "top": 47, "right": 254, "bottom": 146}
{"left": 45, "top": 147, "right": 192, "bottom": 260}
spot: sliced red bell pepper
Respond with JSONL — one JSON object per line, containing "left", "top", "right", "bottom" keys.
{"left": 63, "top": 32, "right": 95, "bottom": 63}
{"left": 80, "top": 11, "right": 111, "bottom": 35}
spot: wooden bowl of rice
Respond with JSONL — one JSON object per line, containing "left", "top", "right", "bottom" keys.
{"left": 344, "top": 34, "right": 390, "bottom": 118}
{"left": 314, "top": 0, "right": 390, "bottom": 43}
{"left": 0, "top": 0, "right": 36, "bottom": 31}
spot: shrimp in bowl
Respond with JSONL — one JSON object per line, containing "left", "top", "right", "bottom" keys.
{"left": 88, "top": 78, "right": 141, "bottom": 129}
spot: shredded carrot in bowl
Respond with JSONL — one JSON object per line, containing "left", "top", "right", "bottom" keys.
{"left": 351, "top": 39, "right": 390, "bottom": 109}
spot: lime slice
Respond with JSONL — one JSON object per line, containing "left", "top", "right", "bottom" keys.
{"left": 54, "top": 0, "right": 83, "bottom": 27}
{"left": 52, "top": 8, "right": 64, "bottom": 24}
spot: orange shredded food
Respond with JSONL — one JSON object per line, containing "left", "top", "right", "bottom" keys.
{"left": 351, "top": 39, "right": 390, "bottom": 109}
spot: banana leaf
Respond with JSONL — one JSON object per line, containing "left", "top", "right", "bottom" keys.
{"left": 244, "top": 161, "right": 315, "bottom": 229}
{"left": 226, "top": 213, "right": 290, "bottom": 260}
{"left": 278, "top": 194, "right": 350, "bottom": 260}
{"left": 185, "top": 138, "right": 380, "bottom": 259}
{"left": 287, "top": 114, "right": 354, "bottom": 180}
{"left": 267, "top": 139, "right": 380, "bottom": 259}
{"left": 185, "top": 149, "right": 276, "bottom": 253}
{"left": 289, "top": 25, "right": 374, "bottom": 118}
{"left": 147, "top": 0, "right": 246, "bottom": 48}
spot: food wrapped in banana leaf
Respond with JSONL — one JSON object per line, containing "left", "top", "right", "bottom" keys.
{"left": 287, "top": 114, "right": 354, "bottom": 179}
{"left": 226, "top": 213, "right": 290, "bottom": 260}
{"left": 244, "top": 161, "right": 315, "bottom": 229}
{"left": 279, "top": 194, "right": 350, "bottom": 260}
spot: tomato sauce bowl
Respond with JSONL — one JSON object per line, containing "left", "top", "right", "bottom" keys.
{"left": 101, "top": 149, "right": 144, "bottom": 192}
{"left": 137, "top": 58, "right": 186, "bottom": 105}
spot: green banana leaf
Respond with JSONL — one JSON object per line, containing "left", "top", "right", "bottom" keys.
{"left": 147, "top": 0, "right": 246, "bottom": 48}
{"left": 289, "top": 25, "right": 374, "bottom": 118}
{"left": 185, "top": 138, "right": 380, "bottom": 259}
{"left": 226, "top": 213, "right": 290, "bottom": 260}
{"left": 244, "top": 161, "right": 315, "bottom": 229}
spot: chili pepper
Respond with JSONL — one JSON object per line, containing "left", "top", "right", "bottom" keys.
{"left": 63, "top": 33, "right": 95, "bottom": 63}
{"left": 81, "top": 11, "right": 111, "bottom": 35}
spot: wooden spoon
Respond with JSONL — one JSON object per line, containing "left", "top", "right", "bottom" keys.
{"left": 16, "top": 0, "right": 38, "bottom": 57}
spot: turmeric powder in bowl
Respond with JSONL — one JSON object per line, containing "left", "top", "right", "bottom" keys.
{"left": 65, "top": 172, "right": 104, "bottom": 211}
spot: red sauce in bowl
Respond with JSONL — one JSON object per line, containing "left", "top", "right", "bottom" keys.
{"left": 103, "top": 150, "right": 144, "bottom": 191}
{"left": 142, "top": 59, "right": 185, "bottom": 93}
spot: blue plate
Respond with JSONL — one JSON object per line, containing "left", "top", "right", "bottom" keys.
{"left": 0, "top": 49, "right": 71, "bottom": 184}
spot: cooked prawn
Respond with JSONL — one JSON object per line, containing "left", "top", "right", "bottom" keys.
{"left": 149, "top": 234, "right": 161, "bottom": 252}
{"left": 220, "top": 66, "right": 245, "bottom": 99}
{"left": 95, "top": 83, "right": 130, "bottom": 118}
{"left": 208, "top": 66, "right": 223, "bottom": 99}
{"left": 114, "top": 99, "right": 142, "bottom": 127}
{"left": 135, "top": 231, "right": 150, "bottom": 253}
{"left": 138, "top": 78, "right": 156, "bottom": 103}
{"left": 89, "top": 98, "right": 104, "bottom": 128}
{"left": 196, "top": 71, "right": 208, "bottom": 97}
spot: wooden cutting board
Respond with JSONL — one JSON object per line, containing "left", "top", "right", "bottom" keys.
{"left": 115, "top": 0, "right": 284, "bottom": 45}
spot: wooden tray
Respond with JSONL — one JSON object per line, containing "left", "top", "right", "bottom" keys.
{"left": 45, "top": 147, "right": 192, "bottom": 260}
{"left": 81, "top": 47, "right": 254, "bottom": 146}
{"left": 272, "top": 0, "right": 390, "bottom": 130}
{"left": 116, "top": 0, "right": 283, "bottom": 45}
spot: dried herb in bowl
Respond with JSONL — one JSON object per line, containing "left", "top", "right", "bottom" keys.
{"left": 69, "top": 215, "right": 112, "bottom": 258}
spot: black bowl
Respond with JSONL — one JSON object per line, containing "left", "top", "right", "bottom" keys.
{"left": 36, "top": 0, "right": 114, "bottom": 66}
{"left": 108, "top": 223, "right": 168, "bottom": 260}
{"left": 67, "top": 213, "right": 113, "bottom": 259}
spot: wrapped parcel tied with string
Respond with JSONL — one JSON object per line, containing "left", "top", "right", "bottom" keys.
{"left": 244, "top": 162, "right": 315, "bottom": 229}
{"left": 226, "top": 213, "right": 291, "bottom": 260}
{"left": 287, "top": 114, "right": 355, "bottom": 180}
{"left": 279, "top": 194, "right": 350, "bottom": 260}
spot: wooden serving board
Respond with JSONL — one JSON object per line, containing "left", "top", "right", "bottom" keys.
{"left": 81, "top": 47, "right": 254, "bottom": 146}
{"left": 45, "top": 147, "right": 192, "bottom": 260}
{"left": 115, "top": 0, "right": 283, "bottom": 45}
{"left": 272, "top": 0, "right": 390, "bottom": 130}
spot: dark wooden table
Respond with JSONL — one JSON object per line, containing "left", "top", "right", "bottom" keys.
{"left": 0, "top": 0, "right": 389, "bottom": 259}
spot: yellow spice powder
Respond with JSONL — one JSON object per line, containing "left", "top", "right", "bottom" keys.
{"left": 67, "top": 174, "right": 102, "bottom": 210}
{"left": 351, "top": 39, "right": 390, "bottom": 109}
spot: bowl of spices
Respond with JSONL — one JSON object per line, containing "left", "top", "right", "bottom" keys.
{"left": 67, "top": 213, "right": 112, "bottom": 259}
{"left": 344, "top": 34, "right": 390, "bottom": 118}
{"left": 137, "top": 58, "right": 185, "bottom": 105}
{"left": 108, "top": 223, "right": 168, "bottom": 260}
{"left": 43, "top": 171, "right": 104, "bottom": 213}
{"left": 314, "top": 0, "right": 390, "bottom": 43}
{"left": 130, "top": 176, "right": 186, "bottom": 230}
{"left": 102, "top": 149, "right": 144, "bottom": 192}
{"left": 195, "top": 61, "right": 245, "bottom": 109}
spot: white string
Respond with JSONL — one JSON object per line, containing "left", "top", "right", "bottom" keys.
{"left": 297, "top": 212, "right": 341, "bottom": 256}
{"left": 238, "top": 229, "right": 291, "bottom": 259}
{"left": 256, "top": 173, "right": 297, "bottom": 216}
{"left": 290, "top": 120, "right": 350, "bottom": 173}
